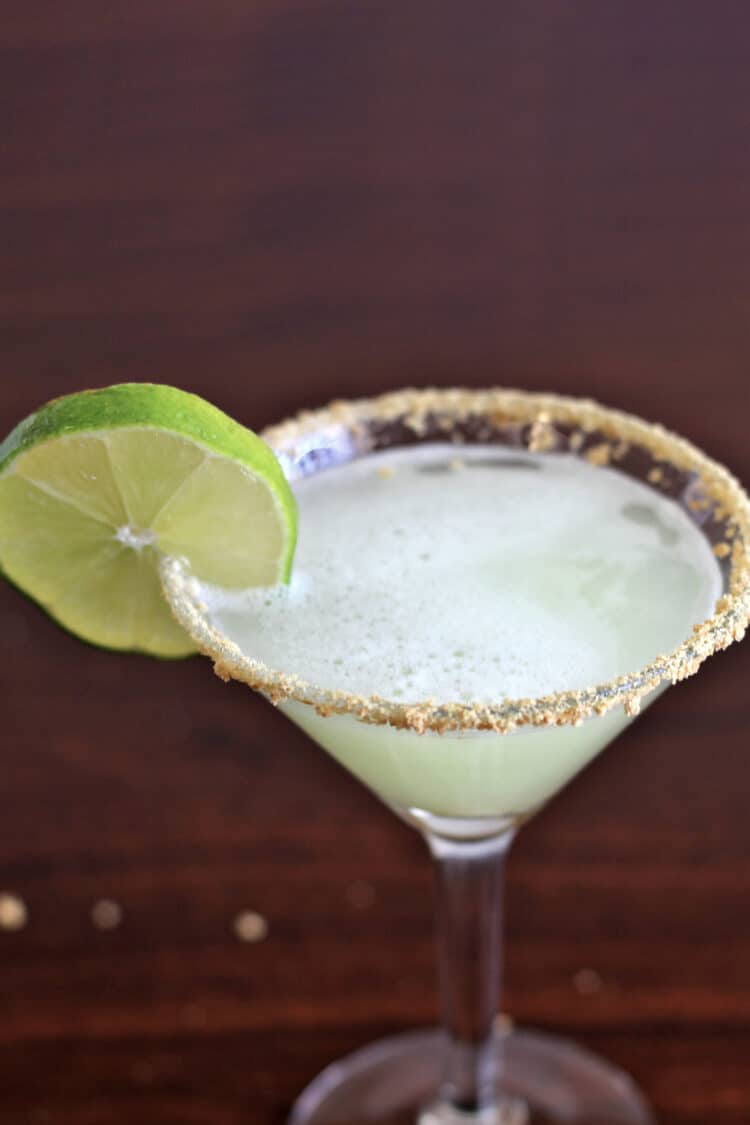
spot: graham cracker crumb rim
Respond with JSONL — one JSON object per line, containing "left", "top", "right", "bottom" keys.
{"left": 161, "top": 387, "right": 750, "bottom": 735}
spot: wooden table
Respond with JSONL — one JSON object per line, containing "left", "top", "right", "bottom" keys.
{"left": 1, "top": 3, "right": 749, "bottom": 1122}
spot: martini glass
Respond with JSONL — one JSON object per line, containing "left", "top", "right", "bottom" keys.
{"left": 162, "top": 389, "right": 750, "bottom": 1125}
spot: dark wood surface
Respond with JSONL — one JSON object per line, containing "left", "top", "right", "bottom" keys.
{"left": 2, "top": 3, "right": 750, "bottom": 1122}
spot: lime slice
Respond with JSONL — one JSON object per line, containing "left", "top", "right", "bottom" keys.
{"left": 0, "top": 383, "right": 297, "bottom": 656}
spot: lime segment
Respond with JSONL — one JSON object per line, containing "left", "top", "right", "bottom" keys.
{"left": 104, "top": 427, "right": 206, "bottom": 526}
{"left": 15, "top": 433, "right": 128, "bottom": 525}
{"left": 153, "top": 454, "right": 287, "bottom": 588}
{"left": 0, "top": 384, "right": 297, "bottom": 657}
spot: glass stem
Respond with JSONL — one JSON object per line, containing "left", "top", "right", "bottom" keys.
{"left": 425, "top": 828, "right": 516, "bottom": 1120}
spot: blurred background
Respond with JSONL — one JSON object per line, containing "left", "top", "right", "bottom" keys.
{"left": 1, "top": 2, "right": 749, "bottom": 1123}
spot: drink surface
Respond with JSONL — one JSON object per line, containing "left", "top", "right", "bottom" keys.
{"left": 204, "top": 444, "right": 722, "bottom": 705}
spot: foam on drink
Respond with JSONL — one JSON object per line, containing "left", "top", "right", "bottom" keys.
{"left": 203, "top": 444, "right": 721, "bottom": 705}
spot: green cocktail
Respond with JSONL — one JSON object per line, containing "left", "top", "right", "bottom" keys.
{"left": 164, "top": 387, "right": 750, "bottom": 1125}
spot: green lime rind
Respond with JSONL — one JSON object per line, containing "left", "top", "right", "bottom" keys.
{"left": 0, "top": 384, "right": 298, "bottom": 657}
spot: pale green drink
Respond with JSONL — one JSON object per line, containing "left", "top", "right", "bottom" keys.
{"left": 198, "top": 444, "right": 721, "bottom": 818}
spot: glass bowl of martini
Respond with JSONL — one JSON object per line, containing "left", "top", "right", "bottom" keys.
{"left": 163, "top": 388, "right": 750, "bottom": 1125}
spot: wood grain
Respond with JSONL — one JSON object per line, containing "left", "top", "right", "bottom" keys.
{"left": 1, "top": 2, "right": 749, "bottom": 1122}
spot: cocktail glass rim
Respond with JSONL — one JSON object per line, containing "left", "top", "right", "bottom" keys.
{"left": 162, "top": 385, "right": 750, "bottom": 735}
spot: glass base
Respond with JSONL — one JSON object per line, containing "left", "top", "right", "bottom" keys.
{"left": 288, "top": 1027, "right": 656, "bottom": 1125}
